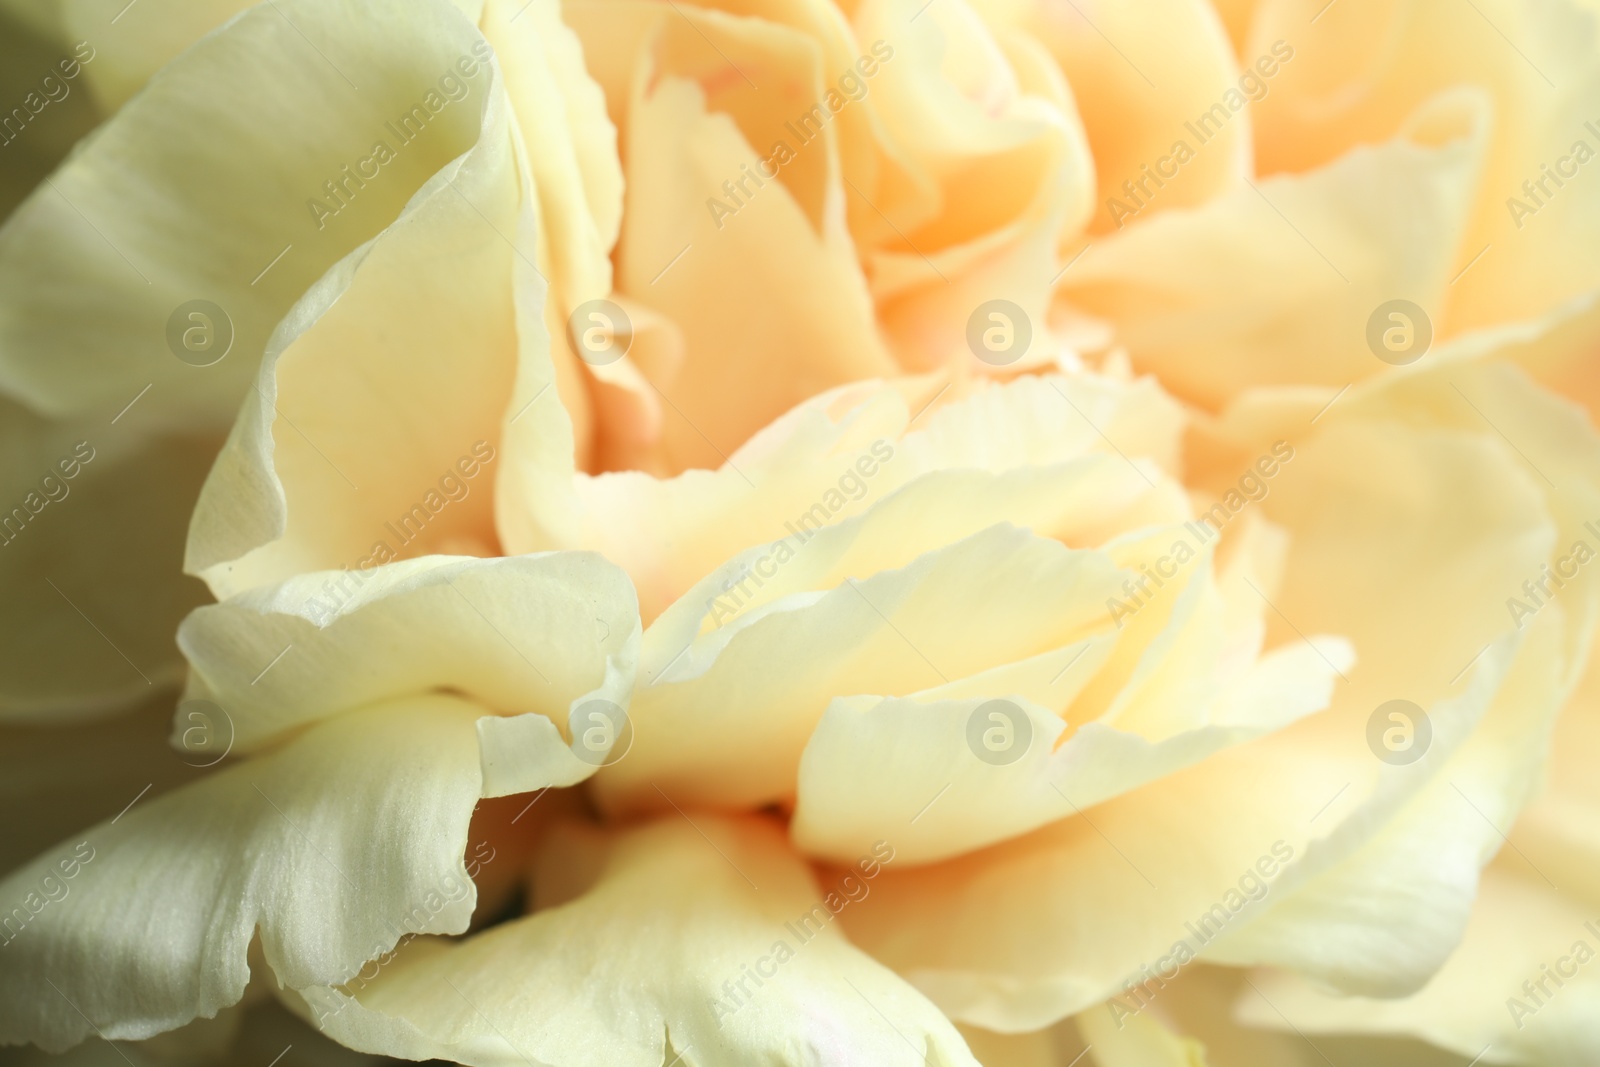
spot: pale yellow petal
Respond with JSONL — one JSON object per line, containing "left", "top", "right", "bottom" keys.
{"left": 292, "top": 815, "right": 981, "bottom": 1067}
{"left": 0, "top": 695, "right": 493, "bottom": 1051}
{"left": 177, "top": 553, "right": 639, "bottom": 794}
{"left": 184, "top": 33, "right": 523, "bottom": 596}
{"left": 1061, "top": 91, "right": 1486, "bottom": 408}
{"left": 1248, "top": 0, "right": 1600, "bottom": 332}
{"left": 0, "top": 0, "right": 494, "bottom": 431}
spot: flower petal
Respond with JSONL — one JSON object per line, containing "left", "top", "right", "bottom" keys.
{"left": 1238, "top": 865, "right": 1600, "bottom": 1065}
{"left": 512, "top": 371, "right": 1182, "bottom": 621}
{"left": 0, "top": 695, "right": 494, "bottom": 1051}
{"left": 181, "top": 32, "right": 525, "bottom": 595}
{"left": 600, "top": 520, "right": 1130, "bottom": 814}
{"left": 1248, "top": 0, "right": 1600, "bottom": 332}
{"left": 292, "top": 814, "right": 981, "bottom": 1067}
{"left": 0, "top": 0, "right": 495, "bottom": 431}
{"left": 974, "top": 0, "right": 1247, "bottom": 232}
{"left": 178, "top": 552, "right": 639, "bottom": 794}
{"left": 1062, "top": 91, "right": 1487, "bottom": 408}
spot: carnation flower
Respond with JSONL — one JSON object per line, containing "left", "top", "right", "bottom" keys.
{"left": 3, "top": 0, "right": 1600, "bottom": 1064}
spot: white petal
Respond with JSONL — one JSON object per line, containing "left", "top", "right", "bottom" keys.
{"left": 178, "top": 553, "right": 639, "bottom": 794}
{"left": 0, "top": 0, "right": 498, "bottom": 432}
{"left": 292, "top": 814, "right": 981, "bottom": 1067}
{"left": 0, "top": 695, "right": 495, "bottom": 1051}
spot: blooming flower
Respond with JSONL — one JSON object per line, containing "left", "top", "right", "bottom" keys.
{"left": 3, "top": 0, "right": 1600, "bottom": 1064}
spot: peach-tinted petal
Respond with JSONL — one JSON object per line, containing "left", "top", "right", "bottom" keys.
{"left": 1061, "top": 91, "right": 1486, "bottom": 408}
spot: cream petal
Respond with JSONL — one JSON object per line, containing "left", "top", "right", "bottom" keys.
{"left": 1061, "top": 89, "right": 1487, "bottom": 408}
{"left": 956, "top": 1020, "right": 1090, "bottom": 1067}
{"left": 598, "top": 520, "right": 1133, "bottom": 814}
{"left": 518, "top": 371, "right": 1182, "bottom": 620}
{"left": 1203, "top": 612, "right": 1565, "bottom": 995}
{"left": 792, "top": 515, "right": 1351, "bottom": 864}
{"left": 480, "top": 0, "right": 620, "bottom": 472}
{"left": 482, "top": 0, "right": 621, "bottom": 305}
{"left": 584, "top": 296, "right": 684, "bottom": 473}
{"left": 1234, "top": 634, "right": 1600, "bottom": 1063}
{"left": 0, "top": 695, "right": 494, "bottom": 1051}
{"left": 1075, "top": 1006, "right": 1208, "bottom": 1066}
{"left": 1511, "top": 636, "right": 1600, "bottom": 907}
{"left": 838, "top": 719, "right": 1383, "bottom": 1030}
{"left": 1190, "top": 362, "right": 1600, "bottom": 995}
{"left": 1247, "top": 0, "right": 1600, "bottom": 332}
{"left": 971, "top": 0, "right": 1246, "bottom": 232}
{"left": 1113, "top": 963, "right": 1472, "bottom": 1067}
{"left": 698, "top": 0, "right": 944, "bottom": 255}
{"left": 1473, "top": 290, "right": 1600, "bottom": 432}
{"left": 0, "top": 401, "right": 214, "bottom": 719}
{"left": 291, "top": 814, "right": 980, "bottom": 1067}
{"left": 0, "top": 0, "right": 492, "bottom": 118}
{"left": 791, "top": 629, "right": 1348, "bottom": 865}
{"left": 1237, "top": 865, "right": 1600, "bottom": 1065}
{"left": 182, "top": 27, "right": 532, "bottom": 597}
{"left": 611, "top": 5, "right": 897, "bottom": 471}
{"left": 178, "top": 552, "right": 639, "bottom": 792}
{"left": 0, "top": 0, "right": 496, "bottom": 432}
{"left": 851, "top": 0, "right": 1093, "bottom": 373}
{"left": 837, "top": 359, "right": 1592, "bottom": 1027}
